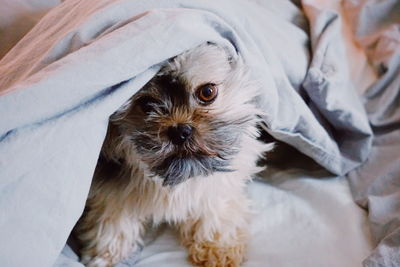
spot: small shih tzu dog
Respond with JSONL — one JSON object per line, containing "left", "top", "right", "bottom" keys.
{"left": 76, "top": 43, "right": 273, "bottom": 267}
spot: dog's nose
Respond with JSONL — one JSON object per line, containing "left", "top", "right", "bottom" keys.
{"left": 167, "top": 124, "right": 193, "bottom": 145}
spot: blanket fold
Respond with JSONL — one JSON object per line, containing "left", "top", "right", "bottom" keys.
{"left": 344, "top": 0, "right": 400, "bottom": 266}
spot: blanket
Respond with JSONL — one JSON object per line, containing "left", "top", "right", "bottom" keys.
{"left": 344, "top": 0, "right": 400, "bottom": 266}
{"left": 0, "top": 0, "right": 398, "bottom": 266}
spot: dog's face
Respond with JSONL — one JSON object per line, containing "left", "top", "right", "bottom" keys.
{"left": 110, "top": 44, "right": 261, "bottom": 186}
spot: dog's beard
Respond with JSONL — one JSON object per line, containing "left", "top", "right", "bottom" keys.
{"left": 108, "top": 44, "right": 261, "bottom": 186}
{"left": 155, "top": 154, "right": 230, "bottom": 186}
{"left": 130, "top": 120, "right": 244, "bottom": 186}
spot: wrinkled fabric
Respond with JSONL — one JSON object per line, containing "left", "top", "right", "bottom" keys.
{"left": 0, "top": 0, "right": 379, "bottom": 266}
{"left": 344, "top": 0, "right": 400, "bottom": 266}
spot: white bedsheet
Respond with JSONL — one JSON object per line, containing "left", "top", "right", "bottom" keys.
{"left": 56, "top": 170, "right": 373, "bottom": 267}
{"left": 58, "top": 170, "right": 373, "bottom": 267}
{"left": 129, "top": 170, "right": 373, "bottom": 267}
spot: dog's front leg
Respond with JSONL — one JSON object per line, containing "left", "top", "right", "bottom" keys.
{"left": 76, "top": 194, "right": 144, "bottom": 267}
{"left": 178, "top": 192, "right": 251, "bottom": 267}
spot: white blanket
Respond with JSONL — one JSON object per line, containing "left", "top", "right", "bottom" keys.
{"left": 3, "top": 0, "right": 392, "bottom": 266}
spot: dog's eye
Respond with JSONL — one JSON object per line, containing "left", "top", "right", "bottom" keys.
{"left": 196, "top": 84, "right": 218, "bottom": 104}
{"left": 136, "top": 96, "right": 160, "bottom": 114}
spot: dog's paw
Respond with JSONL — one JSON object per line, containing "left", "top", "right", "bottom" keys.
{"left": 187, "top": 241, "right": 245, "bottom": 267}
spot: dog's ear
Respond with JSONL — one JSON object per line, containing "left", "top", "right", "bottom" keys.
{"left": 205, "top": 41, "right": 237, "bottom": 66}
{"left": 93, "top": 154, "right": 125, "bottom": 183}
{"left": 109, "top": 98, "right": 133, "bottom": 122}
{"left": 100, "top": 122, "right": 124, "bottom": 162}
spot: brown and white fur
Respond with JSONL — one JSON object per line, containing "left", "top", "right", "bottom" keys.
{"left": 76, "top": 43, "right": 273, "bottom": 267}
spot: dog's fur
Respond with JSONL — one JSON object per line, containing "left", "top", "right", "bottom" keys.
{"left": 76, "top": 44, "right": 273, "bottom": 267}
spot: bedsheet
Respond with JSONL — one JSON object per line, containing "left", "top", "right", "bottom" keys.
{"left": 0, "top": 0, "right": 398, "bottom": 266}
{"left": 55, "top": 168, "right": 373, "bottom": 267}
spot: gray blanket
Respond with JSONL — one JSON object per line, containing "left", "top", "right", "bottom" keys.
{"left": 344, "top": 0, "right": 400, "bottom": 266}
{"left": 0, "top": 0, "right": 398, "bottom": 266}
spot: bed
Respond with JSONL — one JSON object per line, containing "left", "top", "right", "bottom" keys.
{"left": 0, "top": 0, "right": 399, "bottom": 266}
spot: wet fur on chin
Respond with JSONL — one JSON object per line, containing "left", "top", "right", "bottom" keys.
{"left": 76, "top": 44, "right": 273, "bottom": 267}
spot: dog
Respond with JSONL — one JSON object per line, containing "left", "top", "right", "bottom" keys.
{"left": 76, "top": 43, "right": 273, "bottom": 267}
